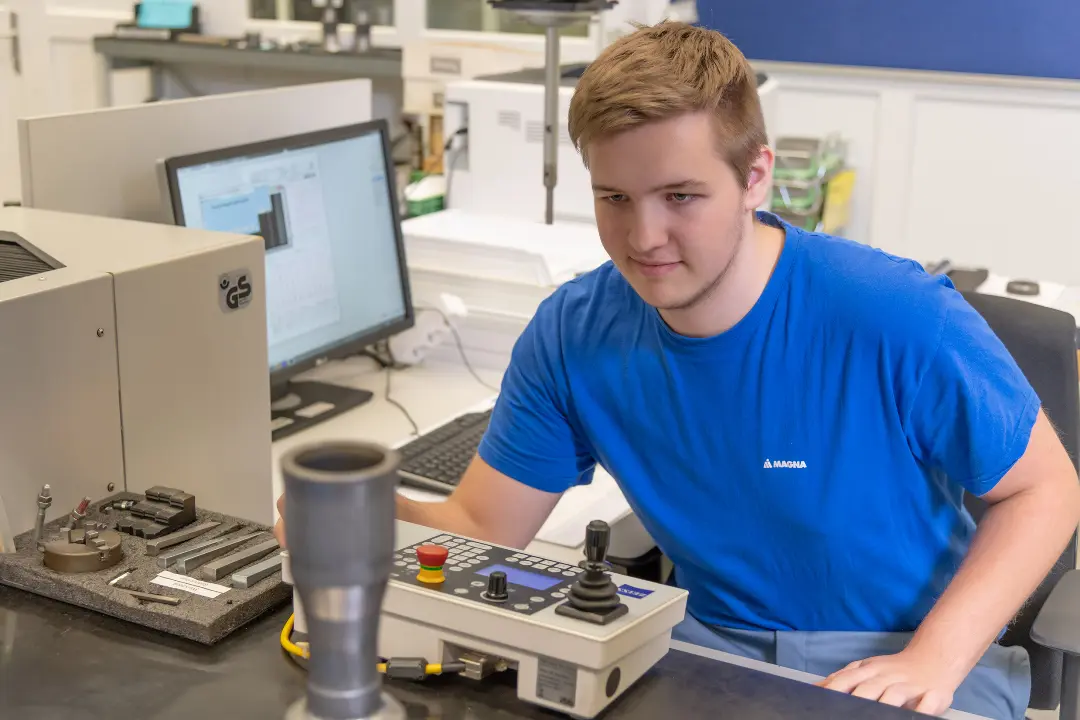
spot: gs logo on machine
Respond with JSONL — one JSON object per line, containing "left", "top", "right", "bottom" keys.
{"left": 218, "top": 270, "right": 253, "bottom": 312}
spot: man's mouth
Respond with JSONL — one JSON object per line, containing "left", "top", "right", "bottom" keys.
{"left": 630, "top": 258, "right": 681, "bottom": 277}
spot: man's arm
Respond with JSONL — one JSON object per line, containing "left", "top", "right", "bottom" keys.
{"left": 396, "top": 455, "right": 565, "bottom": 548}
{"left": 274, "top": 455, "right": 564, "bottom": 550}
{"left": 821, "top": 409, "right": 1080, "bottom": 713}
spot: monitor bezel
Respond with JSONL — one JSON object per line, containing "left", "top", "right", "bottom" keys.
{"left": 162, "top": 119, "right": 415, "bottom": 389}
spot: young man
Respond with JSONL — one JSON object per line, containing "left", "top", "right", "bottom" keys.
{"left": 276, "top": 22, "right": 1080, "bottom": 720}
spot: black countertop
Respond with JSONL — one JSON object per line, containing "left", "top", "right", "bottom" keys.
{"left": 0, "top": 585, "right": 932, "bottom": 719}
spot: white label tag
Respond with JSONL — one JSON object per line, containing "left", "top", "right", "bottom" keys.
{"left": 151, "top": 571, "right": 231, "bottom": 599}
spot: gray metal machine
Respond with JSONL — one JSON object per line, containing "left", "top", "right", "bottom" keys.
{"left": 0, "top": 208, "right": 274, "bottom": 539}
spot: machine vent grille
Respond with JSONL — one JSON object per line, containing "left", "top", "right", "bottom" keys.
{"left": 0, "top": 233, "right": 59, "bottom": 284}
{"left": 525, "top": 121, "right": 572, "bottom": 147}
{"left": 497, "top": 110, "right": 522, "bottom": 131}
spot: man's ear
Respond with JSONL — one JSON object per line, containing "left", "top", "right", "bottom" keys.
{"left": 743, "top": 145, "right": 774, "bottom": 211}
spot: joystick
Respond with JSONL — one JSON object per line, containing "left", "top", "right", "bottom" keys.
{"left": 555, "top": 520, "right": 629, "bottom": 625}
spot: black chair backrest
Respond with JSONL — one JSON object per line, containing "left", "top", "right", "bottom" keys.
{"left": 961, "top": 291, "right": 1080, "bottom": 710}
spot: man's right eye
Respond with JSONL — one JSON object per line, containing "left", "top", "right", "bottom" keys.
{"left": 602, "top": 194, "right": 627, "bottom": 204}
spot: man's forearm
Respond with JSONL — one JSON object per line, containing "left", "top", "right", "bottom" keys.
{"left": 395, "top": 494, "right": 522, "bottom": 545}
{"left": 906, "top": 482, "right": 1079, "bottom": 683}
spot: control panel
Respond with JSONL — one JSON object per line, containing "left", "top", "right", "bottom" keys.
{"left": 378, "top": 520, "right": 688, "bottom": 718}
{"left": 393, "top": 533, "right": 582, "bottom": 615}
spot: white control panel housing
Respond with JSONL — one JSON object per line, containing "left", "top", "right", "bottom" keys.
{"left": 377, "top": 521, "right": 688, "bottom": 718}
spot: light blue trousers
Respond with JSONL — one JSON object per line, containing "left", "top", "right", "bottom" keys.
{"left": 672, "top": 612, "right": 1032, "bottom": 720}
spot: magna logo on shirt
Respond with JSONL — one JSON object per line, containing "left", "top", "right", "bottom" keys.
{"left": 763, "top": 459, "right": 807, "bottom": 469}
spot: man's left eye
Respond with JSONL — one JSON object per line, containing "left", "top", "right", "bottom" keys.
{"left": 669, "top": 193, "right": 694, "bottom": 203}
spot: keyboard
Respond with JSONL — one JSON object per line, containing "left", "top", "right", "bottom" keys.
{"left": 397, "top": 409, "right": 492, "bottom": 494}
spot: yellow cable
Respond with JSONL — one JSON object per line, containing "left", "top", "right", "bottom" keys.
{"left": 281, "top": 614, "right": 444, "bottom": 676}
{"left": 280, "top": 613, "right": 310, "bottom": 659}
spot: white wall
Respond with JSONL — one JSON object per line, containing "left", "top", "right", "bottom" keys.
{"left": 759, "top": 61, "right": 1080, "bottom": 284}
{"left": 0, "top": 6, "right": 20, "bottom": 203}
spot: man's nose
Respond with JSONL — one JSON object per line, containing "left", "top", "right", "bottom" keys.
{"left": 627, "top": 210, "right": 667, "bottom": 254}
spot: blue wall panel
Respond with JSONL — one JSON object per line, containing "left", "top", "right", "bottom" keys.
{"left": 696, "top": 1, "right": 1080, "bottom": 81}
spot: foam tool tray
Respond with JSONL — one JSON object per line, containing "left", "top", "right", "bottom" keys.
{"left": 0, "top": 493, "right": 290, "bottom": 644}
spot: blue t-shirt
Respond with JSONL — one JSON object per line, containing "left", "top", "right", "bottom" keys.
{"left": 478, "top": 213, "right": 1040, "bottom": 633}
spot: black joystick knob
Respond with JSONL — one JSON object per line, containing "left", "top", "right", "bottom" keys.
{"left": 555, "top": 520, "right": 629, "bottom": 625}
{"left": 485, "top": 571, "right": 509, "bottom": 602}
{"left": 585, "top": 520, "right": 609, "bottom": 565}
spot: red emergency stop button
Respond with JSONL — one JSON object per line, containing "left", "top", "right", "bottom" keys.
{"left": 416, "top": 545, "right": 448, "bottom": 584}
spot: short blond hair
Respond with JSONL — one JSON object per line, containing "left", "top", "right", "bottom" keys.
{"left": 568, "top": 21, "right": 767, "bottom": 188}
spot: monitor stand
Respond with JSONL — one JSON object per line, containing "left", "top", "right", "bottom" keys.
{"left": 270, "top": 380, "right": 374, "bottom": 441}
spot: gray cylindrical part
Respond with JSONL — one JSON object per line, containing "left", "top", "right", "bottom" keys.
{"left": 283, "top": 441, "right": 399, "bottom": 720}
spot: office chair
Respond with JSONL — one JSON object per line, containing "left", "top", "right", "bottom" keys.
{"left": 960, "top": 291, "right": 1080, "bottom": 720}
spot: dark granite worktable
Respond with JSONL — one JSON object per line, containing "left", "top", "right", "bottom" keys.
{"left": 0, "top": 585, "right": 932, "bottom": 719}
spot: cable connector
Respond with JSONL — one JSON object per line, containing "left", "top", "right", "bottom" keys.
{"left": 384, "top": 658, "right": 430, "bottom": 681}
{"left": 379, "top": 658, "right": 468, "bottom": 681}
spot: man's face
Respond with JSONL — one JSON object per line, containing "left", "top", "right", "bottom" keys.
{"left": 587, "top": 112, "right": 770, "bottom": 311}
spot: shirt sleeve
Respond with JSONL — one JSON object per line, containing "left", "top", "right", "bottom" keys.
{"left": 904, "top": 291, "right": 1041, "bottom": 497}
{"left": 477, "top": 304, "right": 596, "bottom": 494}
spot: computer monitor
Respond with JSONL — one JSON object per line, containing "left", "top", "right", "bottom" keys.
{"left": 162, "top": 120, "right": 415, "bottom": 440}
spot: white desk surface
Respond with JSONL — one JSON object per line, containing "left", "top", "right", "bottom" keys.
{"left": 268, "top": 354, "right": 635, "bottom": 564}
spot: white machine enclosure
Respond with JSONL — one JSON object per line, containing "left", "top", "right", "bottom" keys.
{"left": 0, "top": 208, "right": 273, "bottom": 536}
{"left": 378, "top": 521, "right": 688, "bottom": 718}
{"left": 443, "top": 69, "right": 779, "bottom": 225}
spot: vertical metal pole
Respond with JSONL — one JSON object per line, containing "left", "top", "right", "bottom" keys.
{"left": 543, "top": 23, "right": 560, "bottom": 225}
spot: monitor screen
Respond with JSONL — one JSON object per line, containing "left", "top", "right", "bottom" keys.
{"left": 167, "top": 123, "right": 410, "bottom": 373}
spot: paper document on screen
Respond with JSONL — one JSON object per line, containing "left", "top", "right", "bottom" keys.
{"left": 535, "top": 468, "right": 632, "bottom": 547}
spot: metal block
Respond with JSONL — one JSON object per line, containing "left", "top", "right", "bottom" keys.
{"left": 144, "top": 521, "right": 221, "bottom": 556}
{"left": 231, "top": 553, "right": 283, "bottom": 589}
{"left": 156, "top": 530, "right": 247, "bottom": 568}
{"left": 174, "top": 533, "right": 265, "bottom": 575}
{"left": 199, "top": 538, "right": 280, "bottom": 581}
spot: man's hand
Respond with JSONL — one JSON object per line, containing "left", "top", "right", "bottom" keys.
{"left": 273, "top": 492, "right": 286, "bottom": 548}
{"left": 818, "top": 649, "right": 959, "bottom": 715}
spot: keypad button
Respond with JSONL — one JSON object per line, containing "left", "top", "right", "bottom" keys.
{"left": 394, "top": 561, "right": 406, "bottom": 567}
{"left": 433, "top": 535, "right": 452, "bottom": 543}
{"left": 454, "top": 588, "right": 469, "bottom": 595}
{"left": 547, "top": 567, "right": 561, "bottom": 574}
{"left": 536, "top": 561, "right": 553, "bottom": 568}
{"left": 445, "top": 559, "right": 458, "bottom": 565}
{"left": 403, "top": 549, "right": 416, "bottom": 555}
{"left": 471, "top": 581, "right": 486, "bottom": 588}
{"left": 514, "top": 604, "right": 530, "bottom": 610}
{"left": 476, "top": 556, "right": 489, "bottom": 562}
{"left": 506, "top": 558, "right": 518, "bottom": 563}
{"left": 408, "top": 564, "right": 420, "bottom": 571}
{"left": 527, "top": 557, "right": 543, "bottom": 564}
{"left": 562, "top": 570, "right": 576, "bottom": 576}
{"left": 511, "top": 554, "right": 525, "bottom": 560}
{"left": 521, "top": 561, "right": 534, "bottom": 566}
{"left": 530, "top": 596, "right": 545, "bottom": 603}
{"left": 450, "top": 566, "right": 464, "bottom": 572}
{"left": 390, "top": 572, "right": 400, "bottom": 578}
{"left": 551, "top": 592, "right": 565, "bottom": 599}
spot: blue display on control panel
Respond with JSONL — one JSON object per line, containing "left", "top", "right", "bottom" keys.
{"left": 477, "top": 563, "right": 562, "bottom": 591}
{"left": 618, "top": 585, "right": 654, "bottom": 599}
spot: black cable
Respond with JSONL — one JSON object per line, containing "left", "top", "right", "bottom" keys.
{"left": 415, "top": 305, "right": 500, "bottom": 393}
{"left": 369, "top": 340, "right": 420, "bottom": 436}
{"left": 443, "top": 128, "right": 467, "bottom": 209}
